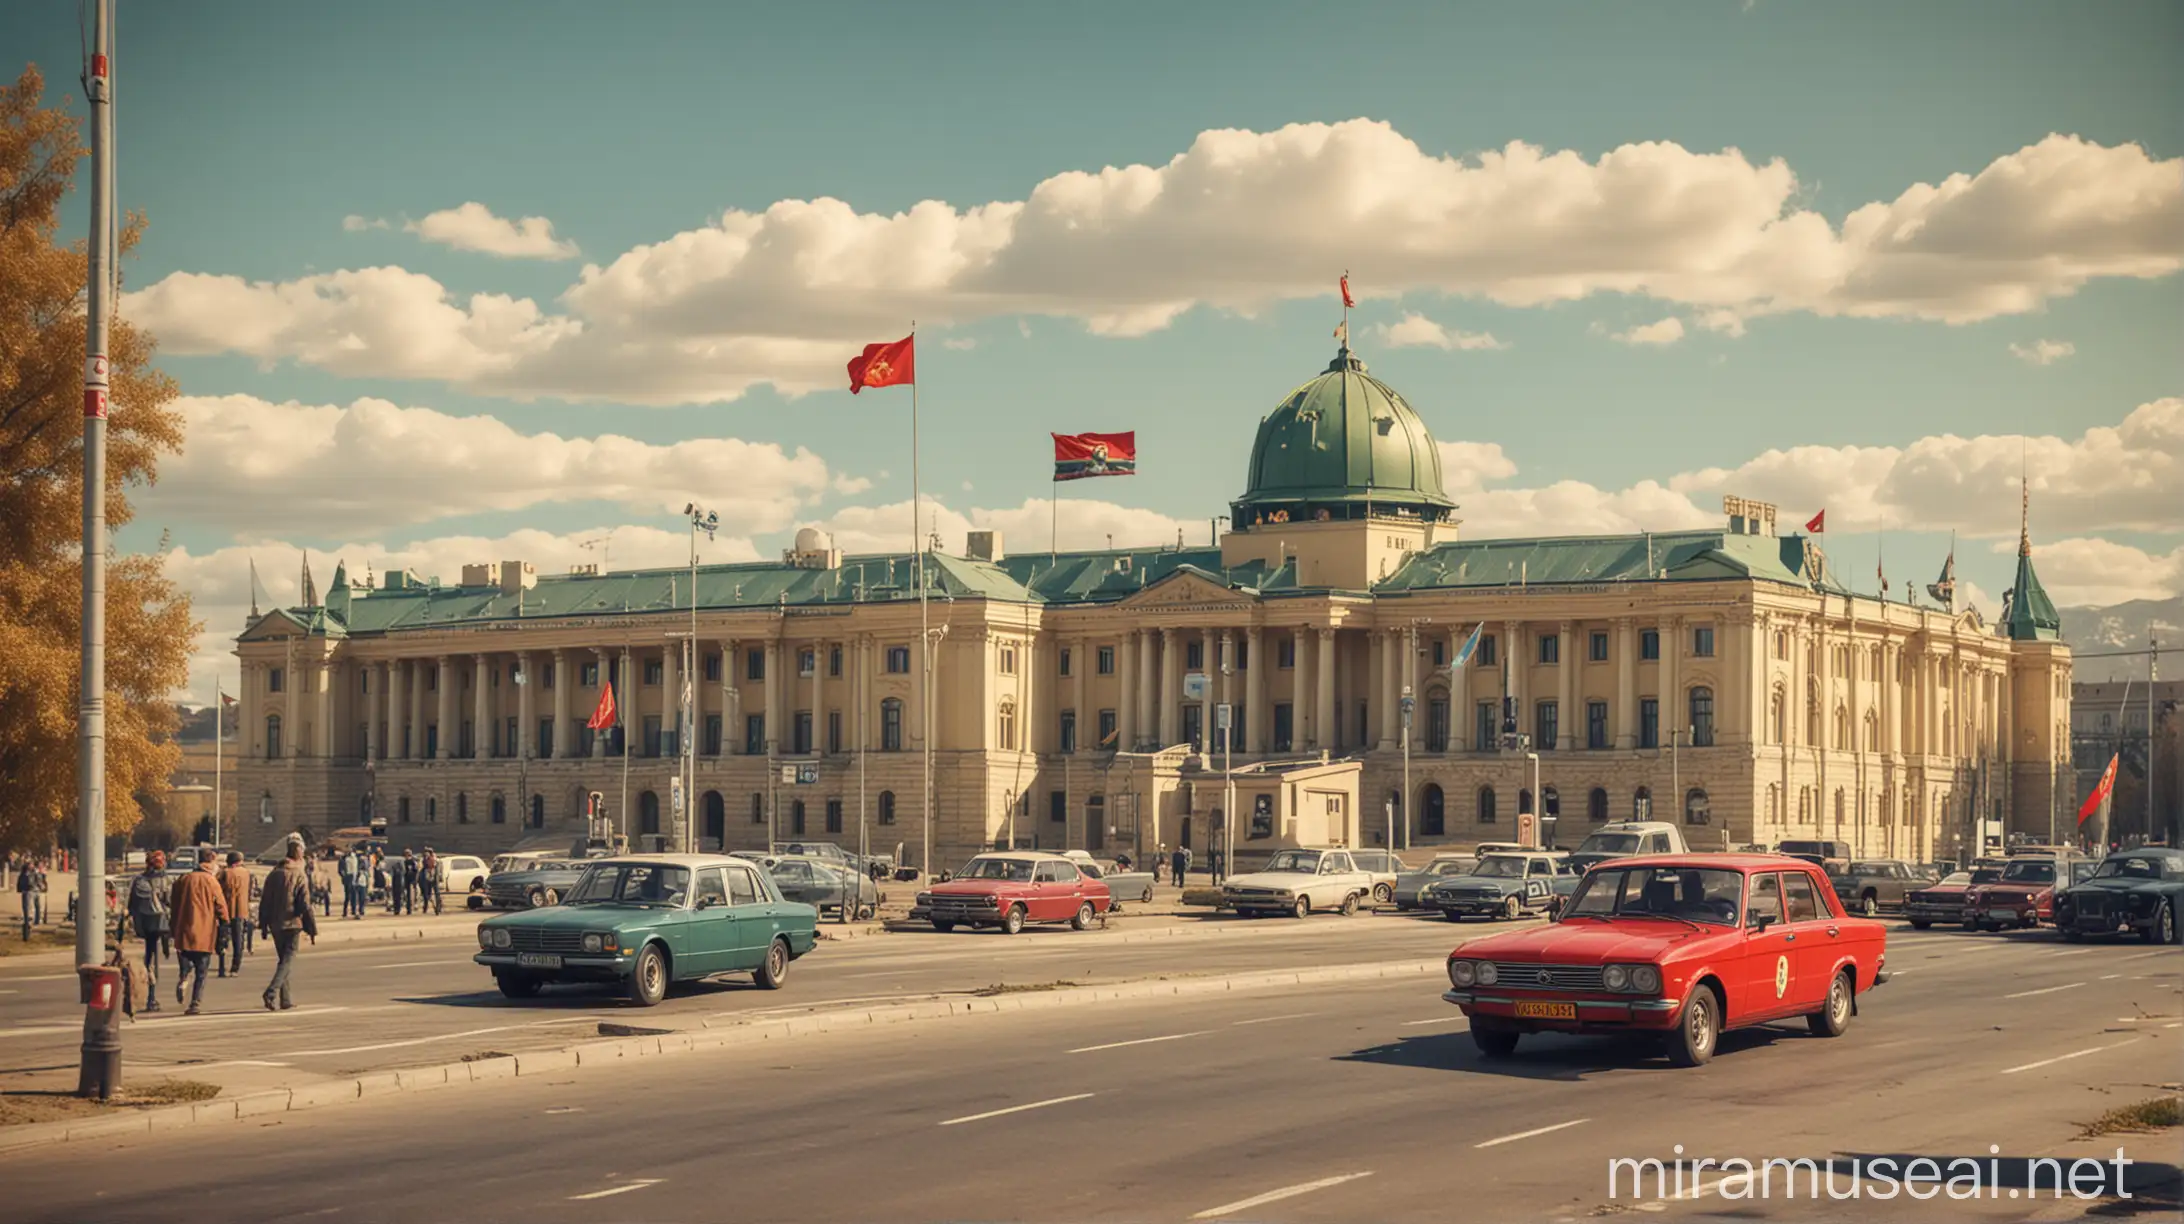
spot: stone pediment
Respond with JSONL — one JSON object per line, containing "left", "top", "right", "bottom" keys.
{"left": 1117, "top": 567, "right": 1258, "bottom": 615}
{"left": 239, "top": 609, "right": 311, "bottom": 642}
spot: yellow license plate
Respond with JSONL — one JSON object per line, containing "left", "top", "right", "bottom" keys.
{"left": 1513, "top": 1001, "right": 1577, "bottom": 1020}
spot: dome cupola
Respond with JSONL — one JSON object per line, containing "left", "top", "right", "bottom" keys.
{"left": 1232, "top": 345, "right": 1454, "bottom": 527}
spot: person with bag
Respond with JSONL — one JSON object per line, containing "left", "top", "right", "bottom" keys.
{"left": 167, "top": 846, "right": 229, "bottom": 1015}
{"left": 257, "top": 840, "right": 318, "bottom": 1011}
{"left": 127, "top": 851, "right": 172, "bottom": 1012}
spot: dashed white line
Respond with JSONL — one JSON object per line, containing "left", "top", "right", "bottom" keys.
{"left": 2042, "top": 948, "right": 2097, "bottom": 958}
{"left": 269, "top": 1016, "right": 591, "bottom": 1057}
{"left": 2001, "top": 1040, "right": 2138, "bottom": 1075}
{"left": 1190, "top": 1172, "right": 1374, "bottom": 1219}
{"left": 939, "top": 1093, "right": 1095, "bottom": 1127}
{"left": 1476, "top": 1118, "right": 1590, "bottom": 1148}
{"left": 1402, "top": 1016, "right": 1467, "bottom": 1026}
{"left": 366, "top": 959, "right": 469, "bottom": 970}
{"left": 2119, "top": 949, "right": 2178, "bottom": 962}
{"left": 2003, "top": 982, "right": 2083, "bottom": 999}
{"left": 1230, "top": 1012, "right": 1320, "bottom": 1026}
{"left": 568, "top": 1180, "right": 661, "bottom": 1200}
{"left": 1068, "top": 1030, "right": 1211, "bottom": 1054}
{"left": 2100, "top": 974, "right": 2123, "bottom": 980}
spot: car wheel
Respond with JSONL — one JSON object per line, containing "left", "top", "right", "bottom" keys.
{"left": 494, "top": 971, "right": 542, "bottom": 999}
{"left": 1860, "top": 894, "right": 1879, "bottom": 918}
{"left": 1908, "top": 919, "right": 1930, "bottom": 930}
{"left": 1339, "top": 892, "right": 1360, "bottom": 917}
{"left": 1668, "top": 985, "right": 1718, "bottom": 1067}
{"left": 467, "top": 895, "right": 484, "bottom": 911}
{"left": 1372, "top": 883, "right": 1392, "bottom": 905}
{"left": 1140, "top": 886, "right": 1154, "bottom": 904}
{"left": 1444, "top": 910, "right": 1464, "bottom": 922}
{"left": 1290, "top": 896, "right": 1311, "bottom": 920}
{"left": 754, "top": 938, "right": 790, "bottom": 990}
{"left": 1806, "top": 970, "right": 1853, "bottom": 1038}
{"left": 1070, "top": 902, "right": 1096, "bottom": 931}
{"left": 2061, "top": 927, "right": 2084, "bottom": 943}
{"left": 2148, "top": 902, "right": 2176, "bottom": 945}
{"left": 627, "top": 944, "right": 668, "bottom": 1008}
{"left": 527, "top": 887, "right": 548, "bottom": 909}
{"left": 1000, "top": 905, "right": 1026, "bottom": 936}
{"left": 1471, "top": 1026, "right": 1519, "bottom": 1059}
{"left": 931, "top": 920, "right": 956, "bottom": 933}
{"left": 1501, "top": 895, "right": 1523, "bottom": 922}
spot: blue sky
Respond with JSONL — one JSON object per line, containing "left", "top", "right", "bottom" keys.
{"left": 4, "top": 0, "right": 2178, "bottom": 699}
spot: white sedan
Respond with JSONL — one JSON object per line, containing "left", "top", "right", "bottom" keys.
{"left": 1220, "top": 848, "right": 1375, "bottom": 918}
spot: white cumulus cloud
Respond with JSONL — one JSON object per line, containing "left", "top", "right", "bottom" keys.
{"left": 807, "top": 496, "right": 1195, "bottom": 556}
{"left": 1376, "top": 312, "right": 1508, "bottom": 351}
{"left": 342, "top": 214, "right": 388, "bottom": 232}
{"left": 406, "top": 202, "right": 579, "bottom": 260}
{"left": 1990, "top": 537, "right": 2184, "bottom": 608}
{"left": 2009, "top": 338, "right": 2077, "bottom": 366}
{"left": 1612, "top": 317, "right": 1686, "bottom": 346}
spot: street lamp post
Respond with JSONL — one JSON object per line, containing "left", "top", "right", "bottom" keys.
{"left": 1524, "top": 751, "right": 1541, "bottom": 850}
{"left": 1219, "top": 638, "right": 1234, "bottom": 886}
{"left": 682, "top": 505, "right": 718, "bottom": 854}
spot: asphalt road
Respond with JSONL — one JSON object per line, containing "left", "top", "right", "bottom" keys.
{"left": 1, "top": 927, "right": 2177, "bottom": 1223}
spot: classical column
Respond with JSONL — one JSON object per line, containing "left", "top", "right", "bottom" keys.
{"left": 1245, "top": 627, "right": 1267, "bottom": 754}
{"left": 1158, "top": 628, "right": 1179, "bottom": 748}
{"left": 1295, "top": 628, "right": 1315, "bottom": 749}
{"left": 720, "top": 639, "right": 739, "bottom": 756}
{"left": 1202, "top": 628, "right": 1217, "bottom": 751}
{"left": 1117, "top": 631, "right": 1137, "bottom": 753}
{"left": 1376, "top": 629, "right": 1397, "bottom": 751}
{"left": 407, "top": 659, "right": 425, "bottom": 761}
{"left": 472, "top": 653, "right": 491, "bottom": 758}
{"left": 1504, "top": 621, "right": 1525, "bottom": 743}
{"left": 364, "top": 661, "right": 381, "bottom": 762}
{"left": 765, "top": 640, "right": 783, "bottom": 758}
{"left": 808, "top": 638, "right": 823, "bottom": 756}
{"left": 1556, "top": 619, "right": 1575, "bottom": 751}
{"left": 1137, "top": 629, "right": 1157, "bottom": 748}
{"left": 434, "top": 656, "right": 455, "bottom": 759}
{"left": 516, "top": 651, "right": 536, "bottom": 760}
{"left": 1072, "top": 637, "right": 1088, "bottom": 755}
{"left": 1314, "top": 628, "right": 1337, "bottom": 753}
{"left": 317, "top": 659, "right": 335, "bottom": 758}
{"left": 1614, "top": 618, "right": 1637, "bottom": 750}
{"left": 660, "top": 641, "right": 678, "bottom": 759}
{"left": 1881, "top": 642, "right": 1899, "bottom": 755}
{"left": 1662, "top": 617, "right": 1682, "bottom": 746}
{"left": 551, "top": 650, "right": 572, "bottom": 759}
{"left": 1447, "top": 627, "right": 1468, "bottom": 753}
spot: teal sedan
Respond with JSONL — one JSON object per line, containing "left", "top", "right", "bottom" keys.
{"left": 474, "top": 855, "right": 820, "bottom": 1006}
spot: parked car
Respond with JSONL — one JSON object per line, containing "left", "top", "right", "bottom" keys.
{"left": 765, "top": 856, "right": 879, "bottom": 921}
{"left": 435, "top": 854, "right": 490, "bottom": 893}
{"left": 1061, "top": 852, "right": 1155, "bottom": 907}
{"left": 1393, "top": 855, "right": 1477, "bottom": 911}
{"left": 1829, "top": 860, "right": 1939, "bottom": 917}
{"left": 1775, "top": 839, "right": 1854, "bottom": 871}
{"left": 474, "top": 855, "right": 819, "bottom": 1005}
{"left": 164, "top": 845, "right": 235, "bottom": 874}
{"left": 1442, "top": 854, "right": 1890, "bottom": 1066}
{"left": 1423, "top": 852, "right": 1578, "bottom": 921}
{"left": 1902, "top": 871, "right": 1979, "bottom": 929}
{"left": 1962, "top": 851, "right": 2095, "bottom": 931}
{"left": 910, "top": 852, "right": 1112, "bottom": 934}
{"left": 1348, "top": 849, "right": 1412, "bottom": 906}
{"left": 772, "top": 841, "right": 891, "bottom": 880}
{"left": 1567, "top": 822, "right": 1687, "bottom": 872}
{"left": 1218, "top": 847, "right": 1375, "bottom": 919}
{"left": 2054, "top": 847, "right": 2184, "bottom": 944}
{"left": 484, "top": 859, "right": 592, "bottom": 909}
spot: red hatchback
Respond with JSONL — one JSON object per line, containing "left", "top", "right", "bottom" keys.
{"left": 1443, "top": 855, "right": 1889, "bottom": 1066}
{"left": 910, "top": 852, "right": 1112, "bottom": 935}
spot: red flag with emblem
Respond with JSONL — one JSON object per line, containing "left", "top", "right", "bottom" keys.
{"left": 2077, "top": 754, "right": 2118, "bottom": 827}
{"left": 1052, "top": 431, "right": 1137, "bottom": 481}
{"left": 847, "top": 335, "right": 916, "bottom": 394}
{"left": 1805, "top": 510, "right": 1825, "bottom": 533}
{"left": 1340, "top": 274, "right": 1355, "bottom": 309}
{"left": 586, "top": 680, "right": 617, "bottom": 731}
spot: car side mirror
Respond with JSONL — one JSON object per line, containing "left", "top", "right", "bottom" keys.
{"left": 1747, "top": 910, "right": 1776, "bottom": 933}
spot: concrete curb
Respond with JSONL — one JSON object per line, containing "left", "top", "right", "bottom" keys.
{"left": 0, "top": 958, "right": 1442, "bottom": 1154}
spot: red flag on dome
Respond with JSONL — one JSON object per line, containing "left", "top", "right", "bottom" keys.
{"left": 587, "top": 680, "right": 617, "bottom": 731}
{"left": 1805, "top": 509, "right": 1826, "bottom": 533}
{"left": 847, "top": 335, "right": 915, "bottom": 394}
{"left": 2077, "top": 754, "right": 2119, "bottom": 827}
{"left": 1340, "top": 274, "right": 1355, "bottom": 309}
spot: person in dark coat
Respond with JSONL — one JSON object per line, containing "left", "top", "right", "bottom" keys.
{"left": 257, "top": 842, "right": 318, "bottom": 1011}
{"left": 1170, "top": 845, "right": 1192, "bottom": 891}
{"left": 168, "top": 846, "right": 229, "bottom": 1015}
{"left": 127, "top": 851, "right": 172, "bottom": 1012}
{"left": 217, "top": 852, "right": 252, "bottom": 976}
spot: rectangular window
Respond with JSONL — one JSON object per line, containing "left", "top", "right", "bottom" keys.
{"left": 1426, "top": 698, "right": 1449, "bottom": 753}
{"left": 751, "top": 794, "right": 765, "bottom": 825}
{"left": 1049, "top": 791, "right": 1067, "bottom": 823}
{"left": 1478, "top": 635, "right": 1499, "bottom": 666}
{"left": 577, "top": 725, "right": 595, "bottom": 756}
{"left": 1279, "top": 637, "right": 1296, "bottom": 669}
{"left": 268, "top": 667, "right": 284, "bottom": 693}
{"left": 798, "top": 649, "right": 816, "bottom": 678}
{"left": 998, "top": 645, "right": 1017, "bottom": 675}
{"left": 1539, "top": 634, "right": 1559, "bottom": 665}
{"left": 1182, "top": 704, "right": 1203, "bottom": 751}
{"left": 827, "top": 711, "right": 842, "bottom": 754}
{"left": 1587, "top": 701, "right": 1608, "bottom": 750}
{"left": 537, "top": 718, "right": 554, "bottom": 760}
{"left": 1096, "top": 646, "right": 1115, "bottom": 675}
{"left": 425, "top": 725, "right": 440, "bottom": 758}
{"left": 459, "top": 720, "right": 474, "bottom": 759}
{"left": 1431, "top": 639, "right": 1446, "bottom": 667}
{"left": 1272, "top": 703, "right": 1294, "bottom": 751}
{"left": 1058, "top": 648, "right": 1072, "bottom": 678}
{"left": 505, "top": 716, "right": 519, "bottom": 758}
{"left": 793, "top": 712, "right": 813, "bottom": 755}
{"left": 360, "top": 670, "right": 370, "bottom": 694}
{"left": 644, "top": 660, "right": 663, "bottom": 685}
{"left": 1097, "top": 709, "right": 1117, "bottom": 750}
{"left": 1185, "top": 641, "right": 1204, "bottom": 670}
{"left": 744, "top": 714, "right": 766, "bottom": 756}
{"left": 703, "top": 653, "right": 721, "bottom": 682}
{"left": 1693, "top": 626, "right": 1715, "bottom": 658}
{"left": 643, "top": 715, "right": 662, "bottom": 758}
{"left": 1059, "top": 709, "right": 1077, "bottom": 753}
{"left": 490, "top": 666, "right": 500, "bottom": 688}
{"left": 1640, "top": 630, "right": 1660, "bottom": 661}
{"left": 543, "top": 661, "right": 555, "bottom": 689}
{"left": 581, "top": 661, "right": 600, "bottom": 686}
{"left": 426, "top": 667, "right": 438, "bottom": 692}
{"left": 1639, "top": 698, "right": 1660, "bottom": 749}
{"left": 1691, "top": 688, "right": 1715, "bottom": 747}
{"left": 1535, "top": 701, "right": 1558, "bottom": 752}
{"left": 1235, "top": 639, "right": 1249, "bottom": 670}
{"left": 885, "top": 647, "right": 910, "bottom": 674}
{"left": 1476, "top": 702, "right": 1497, "bottom": 751}
{"left": 825, "top": 799, "right": 843, "bottom": 834}
{"left": 1590, "top": 631, "right": 1609, "bottom": 662}
{"left": 1356, "top": 702, "right": 1368, "bottom": 750}
{"left": 829, "top": 646, "right": 843, "bottom": 678}
{"left": 747, "top": 649, "right": 766, "bottom": 681}
{"left": 703, "top": 714, "right": 722, "bottom": 756}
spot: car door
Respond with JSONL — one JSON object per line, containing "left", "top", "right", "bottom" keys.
{"left": 1521, "top": 856, "right": 1557, "bottom": 910}
{"left": 1314, "top": 852, "right": 1352, "bottom": 906}
{"left": 722, "top": 864, "right": 769, "bottom": 970}
{"left": 1735, "top": 872, "right": 1799, "bottom": 1023}
{"left": 1778, "top": 870, "right": 1836, "bottom": 1011}
{"left": 681, "top": 867, "right": 737, "bottom": 977}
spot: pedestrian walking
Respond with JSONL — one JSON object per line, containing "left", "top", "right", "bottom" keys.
{"left": 1171, "top": 845, "right": 1192, "bottom": 892}
{"left": 306, "top": 853, "right": 331, "bottom": 918}
{"left": 217, "top": 852, "right": 251, "bottom": 977}
{"left": 420, "top": 848, "right": 442, "bottom": 916}
{"left": 13, "top": 856, "right": 36, "bottom": 941}
{"left": 127, "top": 851, "right": 172, "bottom": 1012}
{"left": 397, "top": 849, "right": 419, "bottom": 915}
{"left": 335, "top": 849, "right": 356, "bottom": 919}
{"left": 29, "top": 857, "right": 48, "bottom": 926}
{"left": 258, "top": 841, "right": 318, "bottom": 1011}
{"left": 168, "top": 845, "right": 229, "bottom": 1015}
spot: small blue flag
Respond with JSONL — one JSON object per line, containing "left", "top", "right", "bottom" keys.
{"left": 1451, "top": 621, "right": 1486, "bottom": 668}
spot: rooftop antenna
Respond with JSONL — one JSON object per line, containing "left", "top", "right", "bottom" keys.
{"left": 578, "top": 531, "right": 614, "bottom": 574}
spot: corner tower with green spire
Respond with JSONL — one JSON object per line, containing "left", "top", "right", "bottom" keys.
{"left": 2003, "top": 485, "right": 2061, "bottom": 642}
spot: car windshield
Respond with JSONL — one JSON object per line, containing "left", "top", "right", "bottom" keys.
{"left": 957, "top": 857, "right": 1035, "bottom": 882}
{"left": 2093, "top": 856, "right": 2174, "bottom": 880}
{"left": 1471, "top": 856, "right": 1528, "bottom": 879}
{"left": 566, "top": 863, "right": 692, "bottom": 906}
{"left": 2000, "top": 860, "right": 2056, "bottom": 884}
{"left": 1261, "top": 851, "right": 1324, "bottom": 874}
{"left": 1935, "top": 872, "right": 1972, "bottom": 887}
{"left": 1579, "top": 833, "right": 1642, "bottom": 854}
{"left": 1778, "top": 842, "right": 1831, "bottom": 856}
{"left": 1428, "top": 859, "right": 1474, "bottom": 876}
{"left": 1970, "top": 868, "right": 2002, "bottom": 884}
{"left": 1565, "top": 866, "right": 1744, "bottom": 926}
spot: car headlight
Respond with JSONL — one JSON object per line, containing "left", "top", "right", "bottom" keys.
{"left": 914, "top": 892, "right": 932, "bottom": 906}
{"left": 982, "top": 895, "right": 1001, "bottom": 907}
{"left": 477, "top": 927, "right": 493, "bottom": 950}
{"left": 1475, "top": 961, "right": 1499, "bottom": 986}
{"left": 1449, "top": 959, "right": 1476, "bottom": 988}
{"left": 581, "top": 933, "right": 604, "bottom": 954}
{"left": 491, "top": 928, "right": 512, "bottom": 949}
{"left": 1631, "top": 965, "right": 1661, "bottom": 994}
{"left": 1602, "top": 964, "right": 1630, "bottom": 991}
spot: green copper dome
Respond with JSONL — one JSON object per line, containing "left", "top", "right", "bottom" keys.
{"left": 1233, "top": 346, "right": 1455, "bottom": 525}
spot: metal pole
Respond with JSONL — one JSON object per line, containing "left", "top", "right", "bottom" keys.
{"left": 913, "top": 332, "right": 931, "bottom": 878}
{"left": 1531, "top": 753, "right": 1541, "bottom": 849}
{"left": 213, "top": 683, "right": 222, "bottom": 847}
{"left": 858, "top": 639, "right": 868, "bottom": 865}
{"left": 2147, "top": 628, "right": 2158, "bottom": 848}
{"left": 617, "top": 648, "right": 630, "bottom": 849}
{"left": 77, "top": 0, "right": 113, "bottom": 974}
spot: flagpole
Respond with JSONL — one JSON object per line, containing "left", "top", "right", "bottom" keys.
{"left": 1051, "top": 473, "right": 1058, "bottom": 562}
{"left": 912, "top": 323, "right": 932, "bottom": 881}
{"left": 213, "top": 682, "right": 223, "bottom": 847}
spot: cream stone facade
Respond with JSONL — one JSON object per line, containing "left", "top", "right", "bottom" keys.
{"left": 235, "top": 346, "right": 2072, "bottom": 868}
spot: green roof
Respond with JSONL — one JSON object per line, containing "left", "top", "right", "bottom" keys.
{"left": 1234, "top": 346, "right": 1454, "bottom": 520}
{"left": 2002, "top": 540, "right": 2062, "bottom": 642}
{"left": 1378, "top": 530, "right": 1835, "bottom": 592}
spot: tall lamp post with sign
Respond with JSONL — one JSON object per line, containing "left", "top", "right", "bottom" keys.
{"left": 1218, "top": 639, "right": 1234, "bottom": 886}
{"left": 682, "top": 506, "right": 717, "bottom": 854}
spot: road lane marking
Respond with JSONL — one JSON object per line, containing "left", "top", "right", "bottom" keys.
{"left": 1230, "top": 1012, "right": 1320, "bottom": 1026}
{"left": 2001, "top": 1040, "right": 2139, "bottom": 1075}
{"left": 1190, "top": 1172, "right": 1373, "bottom": 1219}
{"left": 0, "top": 1005, "right": 351, "bottom": 1039}
{"left": 569, "top": 1180, "right": 661, "bottom": 1201}
{"left": 1402, "top": 1016, "right": 1466, "bottom": 1026}
{"left": 2042, "top": 948, "right": 2097, "bottom": 957}
{"left": 2003, "top": 982, "right": 2084, "bottom": 999}
{"left": 939, "top": 1093, "right": 1095, "bottom": 1126}
{"left": 366, "top": 959, "right": 470, "bottom": 970}
{"left": 0, "top": 973, "right": 80, "bottom": 982}
{"left": 1475, "top": 1118, "right": 1589, "bottom": 1148}
{"left": 270, "top": 1017, "right": 591, "bottom": 1057}
{"left": 1068, "top": 1030, "right": 1211, "bottom": 1054}
{"left": 2101, "top": 974, "right": 2122, "bottom": 980}
{"left": 2119, "top": 949, "right": 2177, "bottom": 961}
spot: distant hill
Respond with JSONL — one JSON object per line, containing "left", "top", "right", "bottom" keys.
{"left": 2059, "top": 596, "right": 2183, "bottom": 682}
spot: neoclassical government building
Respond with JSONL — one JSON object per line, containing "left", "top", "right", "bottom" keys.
{"left": 234, "top": 344, "right": 2073, "bottom": 868}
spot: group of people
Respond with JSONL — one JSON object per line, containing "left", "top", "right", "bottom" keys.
{"left": 125, "top": 838, "right": 318, "bottom": 1013}
{"left": 1156, "top": 845, "right": 1227, "bottom": 889}
{"left": 335, "top": 846, "right": 444, "bottom": 918}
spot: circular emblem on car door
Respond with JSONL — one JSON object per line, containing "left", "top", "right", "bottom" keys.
{"left": 1774, "top": 954, "right": 1790, "bottom": 999}
{"left": 1537, "top": 969, "right": 1553, "bottom": 986}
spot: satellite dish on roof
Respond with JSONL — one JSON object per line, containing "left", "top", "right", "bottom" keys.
{"left": 794, "top": 527, "right": 824, "bottom": 552}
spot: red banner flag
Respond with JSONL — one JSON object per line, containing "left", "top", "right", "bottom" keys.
{"left": 1805, "top": 509, "right": 1826, "bottom": 533}
{"left": 847, "top": 335, "right": 916, "bottom": 394}
{"left": 2077, "top": 753, "right": 2119, "bottom": 826}
{"left": 1052, "top": 431, "right": 1137, "bottom": 481}
{"left": 586, "top": 680, "right": 618, "bottom": 731}
{"left": 1340, "top": 274, "right": 1355, "bottom": 309}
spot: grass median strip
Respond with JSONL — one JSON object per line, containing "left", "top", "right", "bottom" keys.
{"left": 2, "top": 1079, "right": 218, "bottom": 1128}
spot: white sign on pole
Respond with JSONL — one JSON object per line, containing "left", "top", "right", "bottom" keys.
{"left": 1183, "top": 672, "right": 1210, "bottom": 701}
{"left": 1214, "top": 703, "right": 1232, "bottom": 731}
{"left": 779, "top": 765, "right": 797, "bottom": 785}
{"left": 671, "top": 776, "right": 685, "bottom": 816}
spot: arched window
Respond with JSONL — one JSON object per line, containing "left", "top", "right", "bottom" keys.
{"left": 528, "top": 794, "right": 545, "bottom": 829}
{"left": 996, "top": 697, "right": 1017, "bottom": 751}
{"left": 878, "top": 790, "right": 896, "bottom": 825}
{"left": 1684, "top": 788, "right": 1710, "bottom": 826}
{"left": 791, "top": 799, "right": 807, "bottom": 835}
{"left": 881, "top": 698, "right": 904, "bottom": 751}
{"left": 1863, "top": 710, "right": 1879, "bottom": 752}
{"left": 1634, "top": 786, "right": 1652, "bottom": 820}
{"left": 1690, "top": 686, "right": 1715, "bottom": 747}
{"left": 1476, "top": 786, "right": 1497, "bottom": 824}
{"left": 1774, "top": 630, "right": 1789, "bottom": 660}
{"left": 1769, "top": 689, "right": 1786, "bottom": 745}
{"left": 455, "top": 792, "right": 469, "bottom": 823}
{"left": 1833, "top": 705, "right": 1849, "bottom": 750}
{"left": 489, "top": 793, "right": 505, "bottom": 824}
{"left": 265, "top": 715, "right": 283, "bottom": 760}
{"left": 1420, "top": 784, "right": 1446, "bottom": 836}
{"left": 1587, "top": 787, "right": 1608, "bottom": 822}
{"left": 639, "top": 791, "right": 660, "bottom": 836}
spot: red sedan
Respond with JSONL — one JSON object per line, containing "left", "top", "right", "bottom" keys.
{"left": 1442, "top": 855, "right": 1889, "bottom": 1067}
{"left": 908, "top": 852, "right": 1112, "bottom": 935}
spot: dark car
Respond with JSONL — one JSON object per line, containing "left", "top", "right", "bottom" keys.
{"left": 765, "top": 856, "right": 879, "bottom": 922}
{"left": 1422, "top": 853, "right": 1579, "bottom": 921}
{"left": 2054, "top": 848, "right": 2184, "bottom": 944}
{"left": 1829, "top": 860, "right": 1939, "bottom": 917}
{"left": 484, "top": 859, "right": 592, "bottom": 909}
{"left": 1776, "top": 839, "right": 1854, "bottom": 872}
{"left": 1963, "top": 850, "right": 2095, "bottom": 931}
